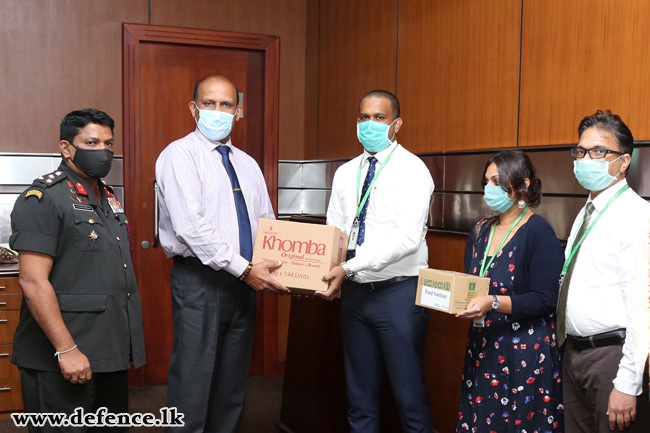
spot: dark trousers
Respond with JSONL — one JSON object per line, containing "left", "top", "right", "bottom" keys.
{"left": 166, "top": 259, "right": 256, "bottom": 433}
{"left": 340, "top": 277, "right": 433, "bottom": 433}
{"left": 563, "top": 339, "right": 650, "bottom": 432}
{"left": 19, "top": 368, "right": 128, "bottom": 433}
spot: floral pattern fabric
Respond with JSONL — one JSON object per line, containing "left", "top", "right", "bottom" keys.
{"left": 457, "top": 216, "right": 564, "bottom": 433}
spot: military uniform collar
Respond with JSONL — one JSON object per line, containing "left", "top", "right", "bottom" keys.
{"left": 58, "top": 162, "right": 107, "bottom": 208}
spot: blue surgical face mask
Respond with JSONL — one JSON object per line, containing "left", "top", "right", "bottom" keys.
{"left": 573, "top": 155, "right": 623, "bottom": 192}
{"left": 484, "top": 185, "right": 515, "bottom": 213}
{"left": 194, "top": 102, "right": 235, "bottom": 141}
{"left": 357, "top": 119, "right": 396, "bottom": 153}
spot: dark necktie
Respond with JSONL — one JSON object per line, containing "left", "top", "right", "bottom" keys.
{"left": 346, "top": 156, "right": 377, "bottom": 260}
{"left": 217, "top": 146, "right": 253, "bottom": 261}
{"left": 556, "top": 201, "right": 595, "bottom": 346}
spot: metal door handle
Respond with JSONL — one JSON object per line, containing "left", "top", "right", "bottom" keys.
{"left": 0, "top": 302, "right": 6, "bottom": 306}
{"left": 0, "top": 353, "right": 9, "bottom": 357}
{"left": 153, "top": 181, "right": 160, "bottom": 247}
{"left": 0, "top": 319, "right": 7, "bottom": 323}
{"left": 0, "top": 387, "right": 12, "bottom": 391}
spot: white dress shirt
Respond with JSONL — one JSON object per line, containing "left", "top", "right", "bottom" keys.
{"left": 327, "top": 141, "right": 434, "bottom": 282}
{"left": 155, "top": 129, "right": 275, "bottom": 277}
{"left": 565, "top": 179, "right": 650, "bottom": 395}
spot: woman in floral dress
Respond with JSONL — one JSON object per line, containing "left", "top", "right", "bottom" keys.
{"left": 456, "top": 151, "right": 565, "bottom": 433}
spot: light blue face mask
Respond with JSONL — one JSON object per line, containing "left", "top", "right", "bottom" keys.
{"left": 573, "top": 156, "right": 622, "bottom": 192}
{"left": 194, "top": 102, "right": 235, "bottom": 141}
{"left": 356, "top": 119, "right": 396, "bottom": 153}
{"left": 484, "top": 185, "right": 515, "bottom": 213}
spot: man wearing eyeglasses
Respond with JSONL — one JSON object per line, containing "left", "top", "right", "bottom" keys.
{"left": 557, "top": 110, "right": 650, "bottom": 432}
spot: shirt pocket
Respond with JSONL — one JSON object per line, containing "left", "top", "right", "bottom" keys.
{"left": 370, "top": 184, "right": 398, "bottom": 222}
{"left": 58, "top": 294, "right": 107, "bottom": 312}
{"left": 71, "top": 209, "right": 109, "bottom": 252}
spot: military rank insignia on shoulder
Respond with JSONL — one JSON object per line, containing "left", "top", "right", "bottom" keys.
{"left": 34, "top": 170, "right": 67, "bottom": 187}
{"left": 25, "top": 170, "right": 68, "bottom": 201}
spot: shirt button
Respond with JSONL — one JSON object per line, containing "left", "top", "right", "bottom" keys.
{"left": 116, "top": 236, "right": 121, "bottom": 242}
{"left": 89, "top": 219, "right": 95, "bottom": 224}
{"left": 123, "top": 264, "right": 128, "bottom": 269}
{"left": 127, "top": 292, "right": 131, "bottom": 299}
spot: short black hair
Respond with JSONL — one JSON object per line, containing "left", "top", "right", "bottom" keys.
{"left": 193, "top": 74, "right": 240, "bottom": 106}
{"left": 360, "top": 89, "right": 400, "bottom": 119}
{"left": 482, "top": 150, "right": 542, "bottom": 208}
{"left": 60, "top": 109, "right": 115, "bottom": 143}
{"left": 578, "top": 110, "right": 634, "bottom": 156}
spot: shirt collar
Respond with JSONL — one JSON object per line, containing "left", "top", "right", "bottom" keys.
{"left": 362, "top": 140, "right": 399, "bottom": 165}
{"left": 192, "top": 128, "right": 233, "bottom": 152}
{"left": 589, "top": 178, "right": 628, "bottom": 212}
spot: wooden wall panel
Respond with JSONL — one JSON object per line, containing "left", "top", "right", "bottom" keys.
{"left": 423, "top": 231, "right": 469, "bottom": 433}
{"left": 150, "top": 0, "right": 307, "bottom": 159}
{"left": 397, "top": 0, "right": 521, "bottom": 153}
{"left": 519, "top": 0, "right": 650, "bottom": 146}
{"left": 303, "top": 0, "right": 320, "bottom": 160}
{"left": 316, "top": 0, "right": 398, "bottom": 160}
{"left": 0, "top": 0, "right": 149, "bottom": 155}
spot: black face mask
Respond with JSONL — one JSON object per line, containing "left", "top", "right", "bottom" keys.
{"left": 70, "top": 143, "right": 114, "bottom": 179}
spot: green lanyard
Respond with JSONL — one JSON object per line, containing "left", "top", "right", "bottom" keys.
{"left": 354, "top": 145, "right": 397, "bottom": 218}
{"left": 561, "top": 184, "right": 629, "bottom": 277}
{"left": 479, "top": 207, "right": 528, "bottom": 277}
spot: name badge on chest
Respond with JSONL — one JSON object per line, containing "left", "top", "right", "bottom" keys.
{"left": 347, "top": 217, "right": 360, "bottom": 252}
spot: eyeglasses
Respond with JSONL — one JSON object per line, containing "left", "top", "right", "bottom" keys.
{"left": 570, "top": 146, "right": 625, "bottom": 159}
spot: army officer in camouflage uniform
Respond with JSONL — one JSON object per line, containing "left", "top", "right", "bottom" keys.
{"left": 10, "top": 109, "right": 145, "bottom": 428}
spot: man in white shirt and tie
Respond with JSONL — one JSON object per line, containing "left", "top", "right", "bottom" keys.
{"left": 557, "top": 110, "right": 650, "bottom": 432}
{"left": 319, "top": 90, "right": 435, "bottom": 433}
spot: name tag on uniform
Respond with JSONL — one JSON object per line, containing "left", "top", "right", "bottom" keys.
{"left": 73, "top": 204, "right": 93, "bottom": 212}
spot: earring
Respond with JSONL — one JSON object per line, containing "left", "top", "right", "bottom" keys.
{"left": 517, "top": 200, "right": 525, "bottom": 209}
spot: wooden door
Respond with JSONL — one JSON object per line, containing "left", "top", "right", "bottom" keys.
{"left": 123, "top": 24, "right": 280, "bottom": 385}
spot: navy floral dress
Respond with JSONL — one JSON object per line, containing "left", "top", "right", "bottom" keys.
{"left": 457, "top": 214, "right": 565, "bottom": 433}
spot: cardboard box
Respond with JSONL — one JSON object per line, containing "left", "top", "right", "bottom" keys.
{"left": 252, "top": 219, "right": 348, "bottom": 294}
{"left": 415, "top": 268, "right": 490, "bottom": 314}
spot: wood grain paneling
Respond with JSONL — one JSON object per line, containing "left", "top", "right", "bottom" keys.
{"left": 0, "top": 0, "right": 149, "bottom": 155}
{"left": 303, "top": 0, "right": 320, "bottom": 160}
{"left": 397, "top": 0, "right": 521, "bottom": 153}
{"left": 424, "top": 231, "right": 469, "bottom": 433}
{"left": 520, "top": 0, "right": 650, "bottom": 146}
{"left": 316, "top": 0, "right": 398, "bottom": 160}
{"left": 150, "top": 0, "right": 307, "bottom": 160}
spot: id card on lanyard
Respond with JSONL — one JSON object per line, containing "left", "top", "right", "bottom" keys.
{"left": 347, "top": 146, "right": 397, "bottom": 254}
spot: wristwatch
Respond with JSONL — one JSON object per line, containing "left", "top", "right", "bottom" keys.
{"left": 491, "top": 295, "right": 500, "bottom": 311}
{"left": 341, "top": 262, "right": 356, "bottom": 279}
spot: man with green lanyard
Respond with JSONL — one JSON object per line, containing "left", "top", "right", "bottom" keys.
{"left": 557, "top": 110, "right": 650, "bottom": 432}
{"left": 318, "top": 90, "right": 435, "bottom": 432}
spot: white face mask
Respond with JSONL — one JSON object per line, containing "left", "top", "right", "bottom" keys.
{"left": 194, "top": 102, "right": 235, "bottom": 141}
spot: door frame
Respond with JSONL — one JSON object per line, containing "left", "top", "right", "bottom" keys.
{"left": 122, "top": 23, "right": 283, "bottom": 378}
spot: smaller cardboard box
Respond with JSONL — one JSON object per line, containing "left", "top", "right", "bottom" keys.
{"left": 415, "top": 268, "right": 490, "bottom": 314}
{"left": 253, "top": 219, "right": 348, "bottom": 294}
